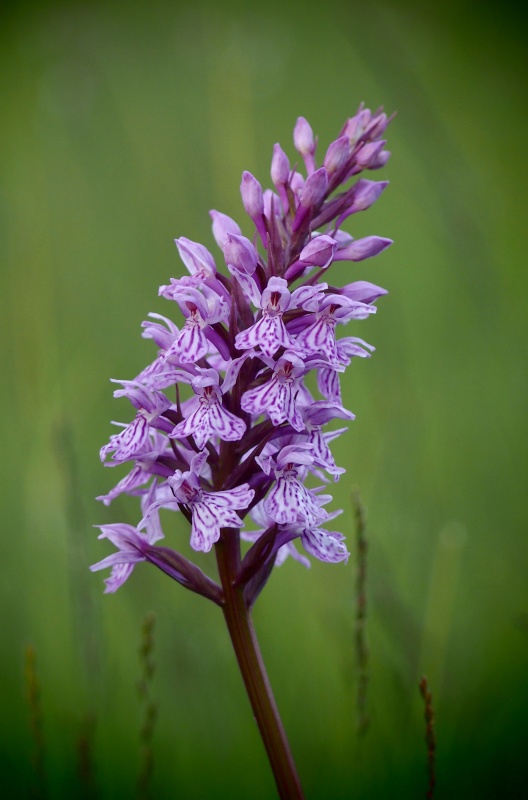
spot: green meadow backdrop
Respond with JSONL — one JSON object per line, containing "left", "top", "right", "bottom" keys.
{"left": 1, "top": 1, "right": 526, "bottom": 797}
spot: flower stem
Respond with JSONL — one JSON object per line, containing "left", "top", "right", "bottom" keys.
{"left": 215, "top": 531, "right": 304, "bottom": 800}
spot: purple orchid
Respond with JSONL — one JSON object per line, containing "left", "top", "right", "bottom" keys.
{"left": 148, "top": 451, "right": 255, "bottom": 553}
{"left": 169, "top": 368, "right": 246, "bottom": 449}
{"left": 99, "top": 101, "right": 391, "bottom": 588}
{"left": 99, "top": 383, "right": 172, "bottom": 464}
{"left": 94, "top": 104, "right": 393, "bottom": 799}
{"left": 158, "top": 283, "right": 230, "bottom": 362}
{"left": 256, "top": 444, "right": 329, "bottom": 526}
{"left": 235, "top": 277, "right": 296, "bottom": 357}
{"left": 91, "top": 483, "right": 164, "bottom": 592}
{"left": 241, "top": 350, "right": 307, "bottom": 431}
{"left": 96, "top": 101, "right": 392, "bottom": 590}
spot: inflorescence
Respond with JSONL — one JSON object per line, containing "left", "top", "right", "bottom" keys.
{"left": 92, "top": 105, "right": 393, "bottom": 607}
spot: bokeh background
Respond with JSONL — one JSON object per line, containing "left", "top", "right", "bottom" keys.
{"left": 1, "top": 0, "right": 527, "bottom": 797}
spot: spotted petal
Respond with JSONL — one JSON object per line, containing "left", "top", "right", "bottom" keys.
{"left": 301, "top": 527, "right": 349, "bottom": 563}
{"left": 190, "top": 484, "right": 255, "bottom": 552}
{"left": 171, "top": 401, "right": 245, "bottom": 448}
{"left": 264, "top": 476, "right": 325, "bottom": 526}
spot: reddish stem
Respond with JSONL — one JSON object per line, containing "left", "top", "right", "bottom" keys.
{"left": 215, "top": 531, "right": 304, "bottom": 799}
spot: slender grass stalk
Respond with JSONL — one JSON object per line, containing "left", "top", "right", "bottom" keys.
{"left": 137, "top": 612, "right": 158, "bottom": 800}
{"left": 77, "top": 713, "right": 98, "bottom": 800}
{"left": 419, "top": 675, "right": 436, "bottom": 799}
{"left": 352, "top": 489, "right": 370, "bottom": 735}
{"left": 24, "top": 645, "right": 47, "bottom": 800}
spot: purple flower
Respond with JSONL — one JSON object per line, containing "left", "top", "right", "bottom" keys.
{"left": 166, "top": 452, "right": 254, "bottom": 552}
{"left": 91, "top": 484, "right": 164, "bottom": 592}
{"left": 257, "top": 444, "right": 328, "bottom": 526}
{"left": 97, "top": 429, "right": 170, "bottom": 506}
{"left": 158, "top": 284, "right": 229, "bottom": 362}
{"left": 141, "top": 312, "right": 180, "bottom": 350}
{"left": 223, "top": 233, "right": 259, "bottom": 276}
{"left": 94, "top": 107, "right": 396, "bottom": 800}
{"left": 99, "top": 384, "right": 172, "bottom": 464}
{"left": 170, "top": 368, "right": 246, "bottom": 448}
{"left": 295, "top": 293, "right": 376, "bottom": 365}
{"left": 241, "top": 350, "right": 307, "bottom": 431}
{"left": 175, "top": 237, "right": 217, "bottom": 282}
{"left": 235, "top": 277, "right": 295, "bottom": 357}
{"left": 91, "top": 523, "right": 153, "bottom": 592}
{"left": 243, "top": 499, "right": 348, "bottom": 566}
{"left": 300, "top": 401, "right": 354, "bottom": 480}
{"left": 300, "top": 526, "right": 349, "bottom": 563}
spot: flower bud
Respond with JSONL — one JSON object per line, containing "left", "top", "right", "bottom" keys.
{"left": 293, "top": 116, "right": 315, "bottom": 157}
{"left": 341, "top": 108, "right": 371, "bottom": 144}
{"left": 299, "top": 235, "right": 337, "bottom": 268}
{"left": 291, "top": 168, "right": 328, "bottom": 234}
{"left": 334, "top": 236, "right": 393, "bottom": 262}
{"left": 355, "top": 140, "right": 386, "bottom": 169}
{"left": 263, "top": 189, "right": 281, "bottom": 220}
{"left": 271, "top": 143, "right": 290, "bottom": 186}
{"left": 240, "top": 171, "right": 264, "bottom": 218}
{"left": 223, "top": 233, "right": 258, "bottom": 275}
{"left": 290, "top": 170, "right": 305, "bottom": 196}
{"left": 349, "top": 179, "right": 388, "bottom": 212}
{"left": 175, "top": 237, "right": 216, "bottom": 278}
{"left": 294, "top": 116, "right": 317, "bottom": 173}
{"left": 370, "top": 149, "right": 391, "bottom": 170}
{"left": 209, "top": 210, "right": 241, "bottom": 249}
{"left": 299, "top": 167, "right": 328, "bottom": 208}
{"left": 323, "top": 136, "right": 350, "bottom": 176}
{"left": 365, "top": 111, "right": 388, "bottom": 139}
{"left": 340, "top": 280, "right": 388, "bottom": 303}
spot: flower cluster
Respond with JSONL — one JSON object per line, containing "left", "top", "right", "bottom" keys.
{"left": 92, "top": 105, "right": 392, "bottom": 606}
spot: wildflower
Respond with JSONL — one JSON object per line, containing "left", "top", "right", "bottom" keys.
{"left": 162, "top": 451, "right": 254, "bottom": 553}
{"left": 234, "top": 277, "right": 295, "bottom": 357}
{"left": 169, "top": 369, "right": 246, "bottom": 449}
{"left": 91, "top": 484, "right": 164, "bottom": 593}
{"left": 95, "top": 102, "right": 392, "bottom": 594}
{"left": 94, "top": 103, "right": 393, "bottom": 799}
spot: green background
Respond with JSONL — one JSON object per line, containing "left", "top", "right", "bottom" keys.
{"left": 1, "top": 0, "right": 527, "bottom": 797}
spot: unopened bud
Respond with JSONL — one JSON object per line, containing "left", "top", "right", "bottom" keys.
{"left": 341, "top": 108, "right": 371, "bottom": 143}
{"left": 240, "top": 171, "right": 264, "bottom": 219}
{"left": 271, "top": 143, "right": 290, "bottom": 186}
{"left": 299, "top": 235, "right": 337, "bottom": 268}
{"left": 370, "top": 149, "right": 391, "bottom": 170}
{"left": 293, "top": 116, "right": 315, "bottom": 156}
{"left": 350, "top": 179, "right": 388, "bottom": 212}
{"left": 299, "top": 167, "right": 328, "bottom": 207}
{"left": 175, "top": 237, "right": 216, "bottom": 277}
{"left": 355, "top": 140, "right": 386, "bottom": 169}
{"left": 323, "top": 136, "right": 350, "bottom": 176}
{"left": 334, "top": 236, "right": 393, "bottom": 262}
{"left": 209, "top": 210, "right": 241, "bottom": 249}
{"left": 365, "top": 111, "right": 388, "bottom": 139}
{"left": 340, "top": 280, "right": 388, "bottom": 303}
{"left": 223, "top": 233, "right": 258, "bottom": 275}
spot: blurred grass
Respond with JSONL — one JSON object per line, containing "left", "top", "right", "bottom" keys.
{"left": 1, "top": 0, "right": 527, "bottom": 797}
